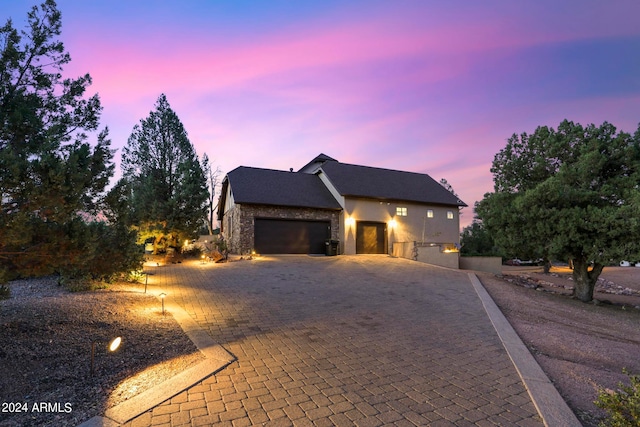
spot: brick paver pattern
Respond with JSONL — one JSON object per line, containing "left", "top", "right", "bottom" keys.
{"left": 122, "top": 255, "right": 542, "bottom": 426}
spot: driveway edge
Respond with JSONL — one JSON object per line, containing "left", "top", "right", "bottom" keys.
{"left": 77, "top": 300, "right": 235, "bottom": 427}
{"left": 468, "top": 273, "right": 581, "bottom": 427}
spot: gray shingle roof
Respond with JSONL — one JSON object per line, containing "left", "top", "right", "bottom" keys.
{"left": 298, "top": 153, "right": 338, "bottom": 173}
{"left": 226, "top": 166, "right": 342, "bottom": 210}
{"left": 319, "top": 160, "right": 467, "bottom": 207}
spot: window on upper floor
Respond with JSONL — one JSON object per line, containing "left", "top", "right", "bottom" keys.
{"left": 396, "top": 206, "right": 407, "bottom": 216}
{"left": 447, "top": 210, "right": 454, "bottom": 220}
{"left": 426, "top": 209, "right": 434, "bottom": 218}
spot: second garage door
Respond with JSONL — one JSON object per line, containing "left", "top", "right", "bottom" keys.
{"left": 254, "top": 219, "right": 331, "bottom": 254}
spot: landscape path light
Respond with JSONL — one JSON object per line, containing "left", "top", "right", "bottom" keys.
{"left": 90, "top": 336, "right": 122, "bottom": 377}
{"left": 159, "top": 292, "right": 167, "bottom": 316}
{"left": 143, "top": 265, "right": 157, "bottom": 293}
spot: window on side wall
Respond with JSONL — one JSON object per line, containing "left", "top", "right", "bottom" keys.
{"left": 447, "top": 210, "right": 454, "bottom": 220}
{"left": 427, "top": 209, "right": 434, "bottom": 218}
{"left": 396, "top": 206, "right": 407, "bottom": 216}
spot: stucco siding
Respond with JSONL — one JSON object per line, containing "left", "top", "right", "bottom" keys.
{"left": 392, "top": 242, "right": 460, "bottom": 269}
{"left": 459, "top": 257, "right": 503, "bottom": 274}
{"left": 341, "top": 198, "right": 461, "bottom": 255}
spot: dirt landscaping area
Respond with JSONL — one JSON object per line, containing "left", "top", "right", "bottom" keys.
{"left": 0, "top": 277, "right": 203, "bottom": 427}
{"left": 478, "top": 265, "right": 640, "bottom": 427}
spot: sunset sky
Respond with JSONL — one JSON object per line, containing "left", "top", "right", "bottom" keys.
{"left": 4, "top": 0, "right": 640, "bottom": 227}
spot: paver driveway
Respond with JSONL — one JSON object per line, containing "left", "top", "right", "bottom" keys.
{"left": 124, "top": 255, "right": 542, "bottom": 426}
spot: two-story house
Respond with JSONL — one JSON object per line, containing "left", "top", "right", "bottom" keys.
{"left": 218, "top": 154, "right": 466, "bottom": 262}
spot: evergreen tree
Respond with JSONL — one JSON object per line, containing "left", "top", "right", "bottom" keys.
{"left": 477, "top": 120, "right": 640, "bottom": 302}
{"left": 0, "top": 1, "right": 127, "bottom": 282}
{"left": 460, "top": 218, "right": 500, "bottom": 257}
{"left": 120, "top": 94, "right": 208, "bottom": 252}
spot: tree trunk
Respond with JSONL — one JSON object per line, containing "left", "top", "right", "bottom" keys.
{"left": 543, "top": 258, "right": 552, "bottom": 274}
{"left": 571, "top": 258, "right": 604, "bottom": 302}
{"left": 206, "top": 199, "right": 214, "bottom": 235}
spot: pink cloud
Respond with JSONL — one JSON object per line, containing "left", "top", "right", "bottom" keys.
{"left": 57, "top": 1, "right": 639, "bottom": 224}
{"left": 68, "top": 10, "right": 601, "bottom": 104}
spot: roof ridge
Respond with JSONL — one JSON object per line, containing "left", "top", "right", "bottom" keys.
{"left": 325, "top": 160, "right": 432, "bottom": 177}
{"left": 233, "top": 165, "right": 299, "bottom": 174}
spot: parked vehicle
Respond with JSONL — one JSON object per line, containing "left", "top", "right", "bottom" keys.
{"left": 505, "top": 258, "right": 542, "bottom": 266}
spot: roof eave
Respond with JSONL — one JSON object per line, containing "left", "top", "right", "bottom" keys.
{"left": 341, "top": 194, "right": 467, "bottom": 207}
{"left": 216, "top": 176, "right": 230, "bottom": 221}
{"left": 234, "top": 200, "right": 342, "bottom": 211}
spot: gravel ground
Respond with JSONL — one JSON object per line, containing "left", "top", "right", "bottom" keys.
{"left": 0, "top": 277, "right": 204, "bottom": 427}
{"left": 478, "top": 266, "right": 640, "bottom": 427}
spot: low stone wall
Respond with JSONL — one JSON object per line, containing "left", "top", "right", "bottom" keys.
{"left": 459, "top": 257, "right": 503, "bottom": 275}
{"left": 392, "top": 242, "right": 459, "bottom": 269}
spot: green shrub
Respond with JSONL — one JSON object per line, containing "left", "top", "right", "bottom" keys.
{"left": 182, "top": 245, "right": 203, "bottom": 258}
{"left": 56, "top": 220, "right": 144, "bottom": 285}
{"left": 0, "top": 285, "right": 9, "bottom": 300}
{"left": 595, "top": 369, "right": 640, "bottom": 427}
{"left": 128, "top": 269, "right": 146, "bottom": 283}
{"left": 0, "top": 266, "right": 18, "bottom": 285}
{"left": 214, "top": 238, "right": 228, "bottom": 254}
{"left": 59, "top": 277, "right": 108, "bottom": 292}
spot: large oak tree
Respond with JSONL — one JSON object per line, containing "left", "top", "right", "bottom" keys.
{"left": 476, "top": 120, "right": 640, "bottom": 302}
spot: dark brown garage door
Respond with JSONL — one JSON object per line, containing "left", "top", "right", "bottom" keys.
{"left": 356, "top": 221, "right": 387, "bottom": 254}
{"left": 254, "top": 219, "right": 331, "bottom": 254}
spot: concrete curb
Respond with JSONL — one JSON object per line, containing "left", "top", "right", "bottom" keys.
{"left": 468, "top": 273, "right": 582, "bottom": 427}
{"left": 78, "top": 300, "right": 235, "bottom": 427}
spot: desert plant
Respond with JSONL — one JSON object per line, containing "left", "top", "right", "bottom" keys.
{"left": 595, "top": 369, "right": 640, "bottom": 427}
{"left": 214, "top": 238, "right": 228, "bottom": 254}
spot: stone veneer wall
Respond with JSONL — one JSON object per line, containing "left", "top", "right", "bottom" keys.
{"left": 225, "top": 204, "right": 340, "bottom": 255}
{"left": 222, "top": 204, "right": 242, "bottom": 254}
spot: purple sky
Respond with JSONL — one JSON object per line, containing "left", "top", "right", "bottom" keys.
{"left": 4, "top": 1, "right": 640, "bottom": 228}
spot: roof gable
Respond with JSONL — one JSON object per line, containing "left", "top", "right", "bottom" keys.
{"left": 298, "top": 153, "right": 337, "bottom": 173}
{"left": 318, "top": 160, "right": 466, "bottom": 207}
{"left": 225, "top": 166, "right": 342, "bottom": 210}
